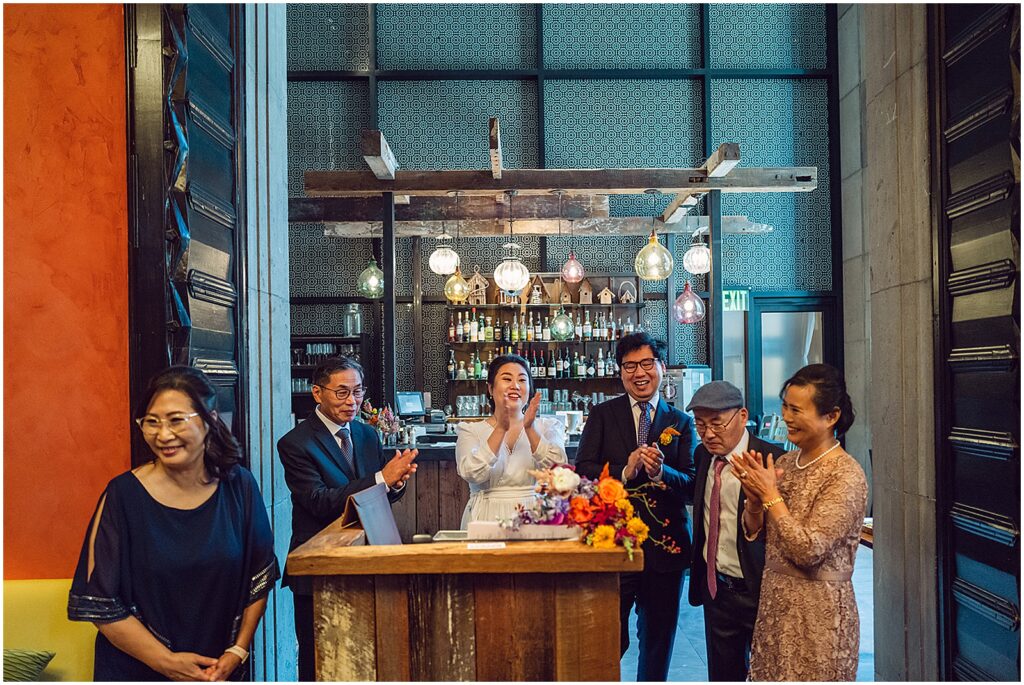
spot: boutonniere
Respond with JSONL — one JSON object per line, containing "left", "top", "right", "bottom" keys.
{"left": 658, "top": 424, "right": 682, "bottom": 446}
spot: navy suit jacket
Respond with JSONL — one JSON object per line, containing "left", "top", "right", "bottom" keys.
{"left": 575, "top": 394, "right": 698, "bottom": 572}
{"left": 687, "top": 432, "right": 782, "bottom": 606}
{"left": 278, "top": 411, "right": 404, "bottom": 594}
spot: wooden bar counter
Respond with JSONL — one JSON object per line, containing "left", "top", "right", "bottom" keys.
{"left": 287, "top": 517, "right": 641, "bottom": 681}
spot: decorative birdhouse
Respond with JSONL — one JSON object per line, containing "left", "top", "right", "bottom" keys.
{"left": 559, "top": 284, "right": 573, "bottom": 305}
{"left": 526, "top": 275, "right": 549, "bottom": 304}
{"left": 597, "top": 287, "right": 615, "bottom": 305}
{"left": 617, "top": 281, "right": 638, "bottom": 304}
{"left": 467, "top": 267, "right": 490, "bottom": 306}
{"left": 578, "top": 278, "right": 594, "bottom": 305}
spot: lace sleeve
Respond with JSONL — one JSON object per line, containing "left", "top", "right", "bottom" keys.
{"left": 773, "top": 458, "right": 868, "bottom": 569}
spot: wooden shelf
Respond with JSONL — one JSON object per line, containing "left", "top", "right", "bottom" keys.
{"left": 446, "top": 303, "right": 642, "bottom": 310}
{"left": 292, "top": 334, "right": 363, "bottom": 343}
{"left": 447, "top": 339, "right": 622, "bottom": 346}
{"left": 448, "top": 376, "right": 622, "bottom": 383}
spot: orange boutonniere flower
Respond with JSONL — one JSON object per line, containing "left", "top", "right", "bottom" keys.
{"left": 659, "top": 424, "right": 682, "bottom": 446}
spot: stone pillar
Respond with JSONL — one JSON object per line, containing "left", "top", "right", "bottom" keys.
{"left": 860, "top": 3, "right": 939, "bottom": 680}
{"left": 243, "top": 4, "right": 296, "bottom": 680}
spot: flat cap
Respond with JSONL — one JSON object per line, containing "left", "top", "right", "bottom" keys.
{"left": 686, "top": 380, "right": 744, "bottom": 412}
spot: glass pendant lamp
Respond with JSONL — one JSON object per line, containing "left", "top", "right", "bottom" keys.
{"left": 672, "top": 280, "right": 706, "bottom": 324}
{"left": 444, "top": 266, "right": 470, "bottom": 303}
{"left": 356, "top": 258, "right": 384, "bottom": 299}
{"left": 682, "top": 238, "right": 711, "bottom": 275}
{"left": 549, "top": 307, "right": 574, "bottom": 341}
{"left": 635, "top": 190, "right": 674, "bottom": 281}
{"left": 428, "top": 233, "right": 460, "bottom": 275}
{"left": 553, "top": 192, "right": 584, "bottom": 284}
{"left": 493, "top": 190, "right": 531, "bottom": 294}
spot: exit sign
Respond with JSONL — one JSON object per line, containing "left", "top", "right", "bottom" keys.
{"left": 722, "top": 289, "right": 749, "bottom": 311}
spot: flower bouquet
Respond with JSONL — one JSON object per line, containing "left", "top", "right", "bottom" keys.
{"left": 493, "top": 464, "right": 650, "bottom": 560}
{"left": 360, "top": 400, "right": 400, "bottom": 443}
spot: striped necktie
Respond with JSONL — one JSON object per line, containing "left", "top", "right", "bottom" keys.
{"left": 335, "top": 427, "right": 355, "bottom": 474}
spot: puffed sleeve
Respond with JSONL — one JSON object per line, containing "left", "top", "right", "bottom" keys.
{"left": 455, "top": 421, "right": 504, "bottom": 485}
{"left": 531, "top": 417, "right": 568, "bottom": 469}
{"left": 67, "top": 479, "right": 132, "bottom": 623}
{"left": 773, "top": 458, "right": 868, "bottom": 569}
{"left": 240, "top": 469, "right": 280, "bottom": 606}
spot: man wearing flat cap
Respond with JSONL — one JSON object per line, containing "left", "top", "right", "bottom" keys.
{"left": 686, "top": 381, "right": 781, "bottom": 681}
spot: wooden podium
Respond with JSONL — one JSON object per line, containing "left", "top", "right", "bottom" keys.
{"left": 287, "top": 518, "right": 642, "bottom": 681}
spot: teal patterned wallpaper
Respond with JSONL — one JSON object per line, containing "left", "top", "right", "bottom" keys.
{"left": 285, "top": 3, "right": 833, "bottom": 387}
{"left": 542, "top": 4, "right": 702, "bottom": 70}
{"left": 708, "top": 4, "right": 827, "bottom": 69}
{"left": 376, "top": 4, "right": 537, "bottom": 70}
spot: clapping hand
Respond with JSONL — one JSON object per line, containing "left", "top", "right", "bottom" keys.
{"left": 522, "top": 391, "right": 542, "bottom": 430}
{"left": 729, "top": 450, "right": 783, "bottom": 504}
{"left": 382, "top": 448, "right": 418, "bottom": 489}
{"left": 641, "top": 443, "right": 665, "bottom": 478}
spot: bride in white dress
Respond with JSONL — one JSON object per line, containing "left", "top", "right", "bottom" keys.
{"left": 455, "top": 354, "right": 568, "bottom": 528}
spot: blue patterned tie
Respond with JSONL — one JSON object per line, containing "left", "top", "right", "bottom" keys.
{"left": 637, "top": 401, "right": 652, "bottom": 446}
{"left": 335, "top": 427, "right": 355, "bottom": 474}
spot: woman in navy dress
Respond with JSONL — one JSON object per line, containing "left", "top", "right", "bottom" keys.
{"left": 68, "top": 366, "right": 279, "bottom": 681}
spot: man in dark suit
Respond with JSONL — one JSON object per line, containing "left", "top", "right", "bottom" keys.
{"left": 686, "top": 381, "right": 781, "bottom": 681}
{"left": 576, "top": 333, "right": 697, "bottom": 682}
{"left": 278, "top": 356, "right": 418, "bottom": 681}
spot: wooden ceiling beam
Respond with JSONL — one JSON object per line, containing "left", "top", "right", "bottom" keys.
{"left": 489, "top": 117, "right": 502, "bottom": 180}
{"left": 304, "top": 166, "right": 817, "bottom": 197}
{"left": 360, "top": 129, "right": 398, "bottom": 180}
{"left": 660, "top": 143, "right": 741, "bottom": 223}
{"left": 288, "top": 194, "right": 610, "bottom": 223}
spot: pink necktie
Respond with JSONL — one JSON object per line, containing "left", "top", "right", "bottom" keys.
{"left": 706, "top": 458, "right": 727, "bottom": 599}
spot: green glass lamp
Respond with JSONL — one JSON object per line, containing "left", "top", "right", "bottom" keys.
{"left": 550, "top": 307, "right": 574, "bottom": 341}
{"left": 356, "top": 258, "right": 384, "bottom": 299}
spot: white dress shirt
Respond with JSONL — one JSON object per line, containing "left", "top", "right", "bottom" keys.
{"left": 622, "top": 395, "right": 662, "bottom": 483}
{"left": 701, "top": 428, "right": 749, "bottom": 578}
{"left": 315, "top": 406, "right": 395, "bottom": 491}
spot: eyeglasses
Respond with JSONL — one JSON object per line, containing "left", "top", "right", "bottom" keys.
{"left": 135, "top": 413, "right": 200, "bottom": 435}
{"left": 621, "top": 358, "right": 658, "bottom": 373}
{"left": 315, "top": 384, "right": 366, "bottom": 401}
{"left": 694, "top": 408, "right": 741, "bottom": 435}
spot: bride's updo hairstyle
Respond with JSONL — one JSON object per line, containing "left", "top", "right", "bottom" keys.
{"left": 780, "top": 363, "right": 855, "bottom": 437}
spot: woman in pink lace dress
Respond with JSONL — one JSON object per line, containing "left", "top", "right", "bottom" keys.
{"left": 731, "top": 364, "right": 868, "bottom": 681}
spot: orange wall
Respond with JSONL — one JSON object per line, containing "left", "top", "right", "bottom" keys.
{"left": 4, "top": 4, "right": 130, "bottom": 579}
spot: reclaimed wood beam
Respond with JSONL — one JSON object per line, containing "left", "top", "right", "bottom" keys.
{"left": 704, "top": 142, "right": 741, "bottom": 177}
{"left": 304, "top": 166, "right": 817, "bottom": 197}
{"left": 360, "top": 129, "right": 398, "bottom": 180}
{"left": 489, "top": 117, "right": 502, "bottom": 180}
{"left": 318, "top": 215, "right": 768, "bottom": 239}
{"left": 661, "top": 192, "right": 702, "bottom": 224}
{"left": 289, "top": 194, "right": 610, "bottom": 222}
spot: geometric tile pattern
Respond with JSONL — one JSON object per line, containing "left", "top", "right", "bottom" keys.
{"left": 289, "top": 303, "right": 349, "bottom": 335}
{"left": 710, "top": 79, "right": 832, "bottom": 291}
{"left": 421, "top": 303, "right": 449, "bottom": 408}
{"left": 672, "top": 312, "right": 710, "bottom": 366}
{"left": 287, "top": 81, "right": 370, "bottom": 196}
{"left": 708, "top": 4, "right": 827, "bottom": 69}
{"left": 640, "top": 299, "right": 669, "bottom": 344}
{"left": 288, "top": 224, "right": 374, "bottom": 297}
{"left": 377, "top": 4, "right": 538, "bottom": 70}
{"left": 542, "top": 4, "right": 702, "bottom": 69}
{"left": 378, "top": 80, "right": 540, "bottom": 170}
{"left": 395, "top": 304, "right": 416, "bottom": 391}
{"left": 286, "top": 4, "right": 371, "bottom": 71}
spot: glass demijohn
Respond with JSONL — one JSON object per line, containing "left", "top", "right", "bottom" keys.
{"left": 561, "top": 249, "right": 585, "bottom": 283}
{"left": 682, "top": 241, "right": 711, "bottom": 275}
{"left": 635, "top": 232, "right": 674, "bottom": 281}
{"left": 672, "top": 280, "right": 706, "bottom": 324}
{"left": 356, "top": 258, "right": 384, "bottom": 299}
{"left": 444, "top": 266, "right": 471, "bottom": 303}
{"left": 549, "top": 308, "right": 574, "bottom": 341}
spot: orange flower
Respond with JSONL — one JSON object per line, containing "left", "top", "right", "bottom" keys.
{"left": 615, "top": 498, "right": 635, "bottom": 519}
{"left": 626, "top": 516, "right": 650, "bottom": 545}
{"left": 597, "top": 476, "right": 627, "bottom": 504}
{"left": 589, "top": 525, "right": 617, "bottom": 549}
{"left": 569, "top": 496, "right": 594, "bottom": 524}
{"left": 659, "top": 425, "right": 682, "bottom": 446}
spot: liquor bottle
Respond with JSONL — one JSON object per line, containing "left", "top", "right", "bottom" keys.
{"left": 583, "top": 311, "right": 592, "bottom": 340}
{"left": 555, "top": 349, "right": 564, "bottom": 378}
{"left": 596, "top": 348, "right": 605, "bottom": 377}
{"left": 534, "top": 313, "right": 543, "bottom": 341}
{"left": 484, "top": 316, "right": 494, "bottom": 342}
{"left": 511, "top": 313, "right": 519, "bottom": 342}
{"left": 575, "top": 352, "right": 585, "bottom": 378}
{"left": 547, "top": 350, "right": 556, "bottom": 378}
{"left": 480, "top": 354, "right": 488, "bottom": 378}
{"left": 586, "top": 355, "right": 596, "bottom": 377}
{"left": 574, "top": 312, "right": 583, "bottom": 341}
{"left": 457, "top": 360, "right": 467, "bottom": 380}
{"left": 519, "top": 314, "right": 527, "bottom": 342}
{"left": 473, "top": 352, "right": 482, "bottom": 380}
{"left": 455, "top": 312, "right": 464, "bottom": 343}
{"left": 448, "top": 314, "right": 456, "bottom": 343}
{"left": 625, "top": 316, "right": 634, "bottom": 335}
{"left": 502, "top": 319, "right": 510, "bottom": 342}
{"left": 479, "top": 312, "right": 486, "bottom": 340}
{"left": 610, "top": 316, "right": 618, "bottom": 340}
{"left": 463, "top": 311, "right": 471, "bottom": 341}
{"left": 448, "top": 350, "right": 456, "bottom": 379}
{"left": 470, "top": 307, "right": 479, "bottom": 342}
{"left": 526, "top": 312, "right": 535, "bottom": 342}
{"left": 542, "top": 316, "right": 551, "bottom": 342}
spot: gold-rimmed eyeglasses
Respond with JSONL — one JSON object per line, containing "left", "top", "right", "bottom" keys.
{"left": 135, "top": 413, "right": 200, "bottom": 435}
{"left": 315, "top": 384, "right": 366, "bottom": 401}
{"left": 694, "top": 408, "right": 741, "bottom": 435}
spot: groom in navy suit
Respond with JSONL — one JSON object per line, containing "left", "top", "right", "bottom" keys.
{"left": 278, "top": 356, "right": 418, "bottom": 681}
{"left": 575, "top": 333, "right": 697, "bottom": 681}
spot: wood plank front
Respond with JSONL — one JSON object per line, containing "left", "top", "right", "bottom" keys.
{"left": 409, "top": 574, "right": 477, "bottom": 680}
{"left": 314, "top": 575, "right": 377, "bottom": 681}
{"left": 373, "top": 575, "right": 411, "bottom": 680}
{"left": 553, "top": 573, "right": 621, "bottom": 681}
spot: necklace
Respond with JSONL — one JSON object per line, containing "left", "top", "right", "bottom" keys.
{"left": 794, "top": 441, "right": 841, "bottom": 470}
